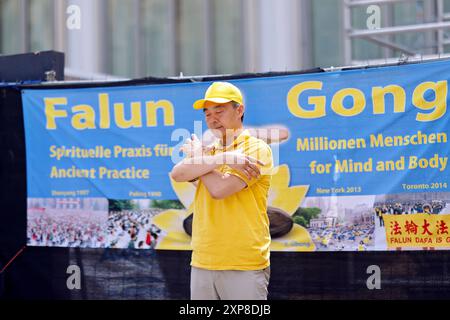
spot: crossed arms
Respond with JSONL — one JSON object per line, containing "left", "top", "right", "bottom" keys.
{"left": 170, "top": 135, "right": 263, "bottom": 199}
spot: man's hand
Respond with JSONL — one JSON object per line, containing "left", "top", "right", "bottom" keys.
{"left": 221, "top": 150, "right": 265, "bottom": 180}
{"left": 180, "top": 134, "right": 203, "bottom": 158}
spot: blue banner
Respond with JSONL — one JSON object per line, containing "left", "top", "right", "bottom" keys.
{"left": 22, "top": 59, "right": 450, "bottom": 251}
{"left": 22, "top": 60, "right": 450, "bottom": 199}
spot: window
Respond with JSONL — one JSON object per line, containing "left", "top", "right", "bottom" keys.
{"left": 210, "top": 0, "right": 243, "bottom": 74}
{"left": 141, "top": 0, "right": 173, "bottom": 77}
{"left": 0, "top": 0, "right": 23, "bottom": 54}
{"left": 311, "top": 0, "right": 344, "bottom": 67}
{"left": 106, "top": 0, "right": 138, "bottom": 77}
{"left": 349, "top": 0, "right": 439, "bottom": 62}
{"left": 29, "top": 0, "right": 54, "bottom": 52}
{"left": 105, "top": 0, "right": 245, "bottom": 77}
{"left": 177, "top": 0, "right": 207, "bottom": 76}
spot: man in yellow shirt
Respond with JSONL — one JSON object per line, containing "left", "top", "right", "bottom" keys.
{"left": 170, "top": 82, "right": 273, "bottom": 300}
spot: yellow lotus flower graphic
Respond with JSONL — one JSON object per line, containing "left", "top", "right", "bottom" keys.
{"left": 152, "top": 164, "right": 316, "bottom": 251}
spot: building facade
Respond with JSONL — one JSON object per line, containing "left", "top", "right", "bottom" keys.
{"left": 1, "top": 0, "right": 450, "bottom": 79}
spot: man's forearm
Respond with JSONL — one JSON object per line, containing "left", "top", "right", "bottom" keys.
{"left": 170, "top": 154, "right": 221, "bottom": 182}
{"left": 200, "top": 170, "right": 246, "bottom": 199}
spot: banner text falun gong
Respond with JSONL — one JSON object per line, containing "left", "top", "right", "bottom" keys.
{"left": 22, "top": 59, "right": 449, "bottom": 200}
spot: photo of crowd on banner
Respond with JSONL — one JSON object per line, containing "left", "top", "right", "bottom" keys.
{"left": 301, "top": 195, "right": 376, "bottom": 251}
{"left": 106, "top": 206, "right": 163, "bottom": 249}
{"left": 298, "top": 193, "right": 450, "bottom": 251}
{"left": 26, "top": 193, "right": 450, "bottom": 251}
{"left": 373, "top": 192, "right": 449, "bottom": 220}
{"left": 373, "top": 199, "right": 448, "bottom": 226}
{"left": 372, "top": 192, "right": 450, "bottom": 250}
{"left": 27, "top": 198, "right": 164, "bottom": 249}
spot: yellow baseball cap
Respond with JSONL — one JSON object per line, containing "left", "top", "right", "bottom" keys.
{"left": 193, "top": 81, "right": 243, "bottom": 110}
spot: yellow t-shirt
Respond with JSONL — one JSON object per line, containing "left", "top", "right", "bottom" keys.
{"left": 191, "top": 130, "right": 273, "bottom": 270}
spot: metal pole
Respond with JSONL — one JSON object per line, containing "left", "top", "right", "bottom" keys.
{"left": 349, "top": 21, "right": 450, "bottom": 37}
{"left": 437, "top": 0, "right": 444, "bottom": 54}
